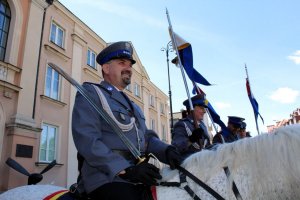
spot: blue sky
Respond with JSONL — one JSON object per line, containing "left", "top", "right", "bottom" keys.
{"left": 59, "top": 0, "right": 300, "bottom": 136}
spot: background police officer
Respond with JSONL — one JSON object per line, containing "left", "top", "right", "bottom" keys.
{"left": 213, "top": 116, "right": 245, "bottom": 144}
{"left": 171, "top": 94, "right": 210, "bottom": 159}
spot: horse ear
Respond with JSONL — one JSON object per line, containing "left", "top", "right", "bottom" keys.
{"left": 6, "top": 157, "right": 30, "bottom": 176}
{"left": 6, "top": 158, "right": 57, "bottom": 185}
{"left": 40, "top": 160, "right": 56, "bottom": 174}
{"left": 28, "top": 160, "right": 57, "bottom": 185}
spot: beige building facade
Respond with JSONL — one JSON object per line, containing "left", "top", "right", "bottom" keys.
{"left": 0, "top": 0, "right": 170, "bottom": 191}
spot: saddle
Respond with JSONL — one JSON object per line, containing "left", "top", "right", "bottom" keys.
{"left": 43, "top": 190, "right": 75, "bottom": 200}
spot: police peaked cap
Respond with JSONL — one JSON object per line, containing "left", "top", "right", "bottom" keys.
{"left": 239, "top": 121, "right": 247, "bottom": 129}
{"left": 183, "top": 94, "right": 208, "bottom": 109}
{"left": 96, "top": 41, "right": 136, "bottom": 65}
{"left": 228, "top": 116, "right": 245, "bottom": 126}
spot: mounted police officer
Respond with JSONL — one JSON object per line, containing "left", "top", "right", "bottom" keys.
{"left": 171, "top": 94, "right": 211, "bottom": 159}
{"left": 212, "top": 116, "right": 245, "bottom": 144}
{"left": 237, "top": 121, "right": 247, "bottom": 139}
{"left": 72, "top": 41, "right": 182, "bottom": 200}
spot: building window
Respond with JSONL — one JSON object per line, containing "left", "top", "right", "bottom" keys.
{"left": 0, "top": 0, "right": 11, "bottom": 61}
{"left": 161, "top": 124, "right": 166, "bottom": 141}
{"left": 125, "top": 84, "right": 131, "bottom": 92}
{"left": 45, "top": 64, "right": 60, "bottom": 100}
{"left": 149, "top": 94, "right": 155, "bottom": 107}
{"left": 150, "top": 118, "right": 156, "bottom": 131}
{"left": 39, "top": 123, "right": 57, "bottom": 162}
{"left": 134, "top": 83, "right": 140, "bottom": 97}
{"left": 160, "top": 102, "right": 165, "bottom": 114}
{"left": 87, "top": 48, "right": 96, "bottom": 69}
{"left": 50, "top": 21, "right": 64, "bottom": 48}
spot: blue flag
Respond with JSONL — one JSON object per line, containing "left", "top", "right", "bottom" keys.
{"left": 173, "top": 32, "right": 211, "bottom": 86}
{"left": 246, "top": 78, "right": 264, "bottom": 133}
{"left": 206, "top": 101, "right": 230, "bottom": 137}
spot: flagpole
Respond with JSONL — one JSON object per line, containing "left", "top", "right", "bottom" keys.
{"left": 193, "top": 83, "right": 219, "bottom": 134}
{"left": 245, "top": 64, "right": 260, "bottom": 134}
{"left": 167, "top": 9, "right": 214, "bottom": 148}
{"left": 166, "top": 9, "right": 194, "bottom": 112}
{"left": 166, "top": 8, "right": 219, "bottom": 136}
{"left": 166, "top": 9, "right": 220, "bottom": 142}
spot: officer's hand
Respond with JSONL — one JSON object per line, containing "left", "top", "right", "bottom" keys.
{"left": 165, "top": 146, "right": 183, "bottom": 170}
{"left": 119, "top": 161, "right": 162, "bottom": 186}
{"left": 189, "top": 127, "right": 205, "bottom": 143}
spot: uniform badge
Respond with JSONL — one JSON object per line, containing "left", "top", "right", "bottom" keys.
{"left": 107, "top": 86, "right": 113, "bottom": 91}
{"left": 120, "top": 113, "right": 126, "bottom": 121}
{"left": 125, "top": 42, "right": 131, "bottom": 49}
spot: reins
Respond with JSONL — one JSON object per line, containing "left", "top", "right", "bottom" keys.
{"left": 159, "top": 164, "right": 243, "bottom": 200}
{"left": 223, "top": 166, "right": 243, "bottom": 200}
{"left": 159, "top": 164, "right": 225, "bottom": 200}
{"left": 159, "top": 171, "right": 201, "bottom": 200}
{"left": 176, "top": 165, "right": 225, "bottom": 200}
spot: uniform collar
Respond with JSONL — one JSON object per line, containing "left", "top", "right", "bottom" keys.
{"left": 100, "top": 81, "right": 134, "bottom": 111}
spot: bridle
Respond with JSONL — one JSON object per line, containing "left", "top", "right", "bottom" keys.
{"left": 159, "top": 165, "right": 225, "bottom": 200}
{"left": 159, "top": 151, "right": 243, "bottom": 200}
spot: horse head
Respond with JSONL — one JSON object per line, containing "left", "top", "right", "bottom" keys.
{"left": 5, "top": 158, "right": 57, "bottom": 185}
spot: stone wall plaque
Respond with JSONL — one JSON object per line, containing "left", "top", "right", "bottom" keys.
{"left": 16, "top": 144, "right": 33, "bottom": 158}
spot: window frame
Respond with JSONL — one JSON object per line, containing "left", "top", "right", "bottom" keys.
{"left": 0, "top": 0, "right": 11, "bottom": 61}
{"left": 45, "top": 64, "right": 61, "bottom": 100}
{"left": 50, "top": 21, "right": 65, "bottom": 48}
{"left": 161, "top": 124, "right": 166, "bottom": 141}
{"left": 134, "top": 83, "right": 141, "bottom": 97}
{"left": 39, "top": 123, "right": 58, "bottom": 163}
{"left": 160, "top": 102, "right": 165, "bottom": 114}
{"left": 87, "top": 48, "right": 97, "bottom": 69}
{"left": 149, "top": 94, "right": 155, "bottom": 107}
{"left": 150, "top": 118, "right": 156, "bottom": 131}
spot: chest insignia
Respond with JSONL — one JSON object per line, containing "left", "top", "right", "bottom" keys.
{"left": 120, "top": 113, "right": 126, "bottom": 121}
{"left": 107, "top": 86, "right": 113, "bottom": 91}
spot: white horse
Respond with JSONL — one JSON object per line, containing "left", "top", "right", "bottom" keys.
{"left": 1, "top": 124, "right": 300, "bottom": 200}
{"left": 157, "top": 124, "right": 300, "bottom": 199}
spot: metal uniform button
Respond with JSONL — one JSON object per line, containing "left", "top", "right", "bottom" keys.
{"left": 120, "top": 113, "right": 126, "bottom": 121}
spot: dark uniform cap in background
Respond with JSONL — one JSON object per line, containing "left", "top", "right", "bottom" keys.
{"left": 228, "top": 116, "right": 245, "bottom": 126}
{"left": 183, "top": 94, "right": 208, "bottom": 109}
{"left": 96, "top": 41, "right": 136, "bottom": 65}
{"left": 239, "top": 121, "right": 247, "bottom": 129}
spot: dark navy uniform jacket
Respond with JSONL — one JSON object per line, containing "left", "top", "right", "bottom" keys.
{"left": 171, "top": 116, "right": 208, "bottom": 159}
{"left": 212, "top": 130, "right": 238, "bottom": 144}
{"left": 72, "top": 81, "right": 169, "bottom": 193}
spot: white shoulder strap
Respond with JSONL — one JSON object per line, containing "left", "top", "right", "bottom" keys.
{"left": 183, "top": 121, "right": 192, "bottom": 136}
{"left": 92, "top": 85, "right": 135, "bottom": 132}
{"left": 183, "top": 122, "right": 200, "bottom": 150}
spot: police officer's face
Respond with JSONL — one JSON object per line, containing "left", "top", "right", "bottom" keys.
{"left": 238, "top": 129, "right": 247, "bottom": 138}
{"left": 194, "top": 105, "right": 206, "bottom": 121}
{"left": 103, "top": 58, "right": 133, "bottom": 90}
{"left": 227, "top": 123, "right": 239, "bottom": 134}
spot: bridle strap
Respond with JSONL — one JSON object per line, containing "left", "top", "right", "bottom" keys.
{"left": 159, "top": 173, "right": 202, "bottom": 200}
{"left": 180, "top": 173, "right": 201, "bottom": 200}
{"left": 183, "top": 185, "right": 201, "bottom": 200}
{"left": 223, "top": 167, "right": 243, "bottom": 200}
{"left": 176, "top": 165, "right": 225, "bottom": 200}
{"left": 159, "top": 182, "right": 181, "bottom": 187}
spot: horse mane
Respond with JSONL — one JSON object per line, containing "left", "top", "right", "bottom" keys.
{"left": 160, "top": 124, "right": 300, "bottom": 199}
